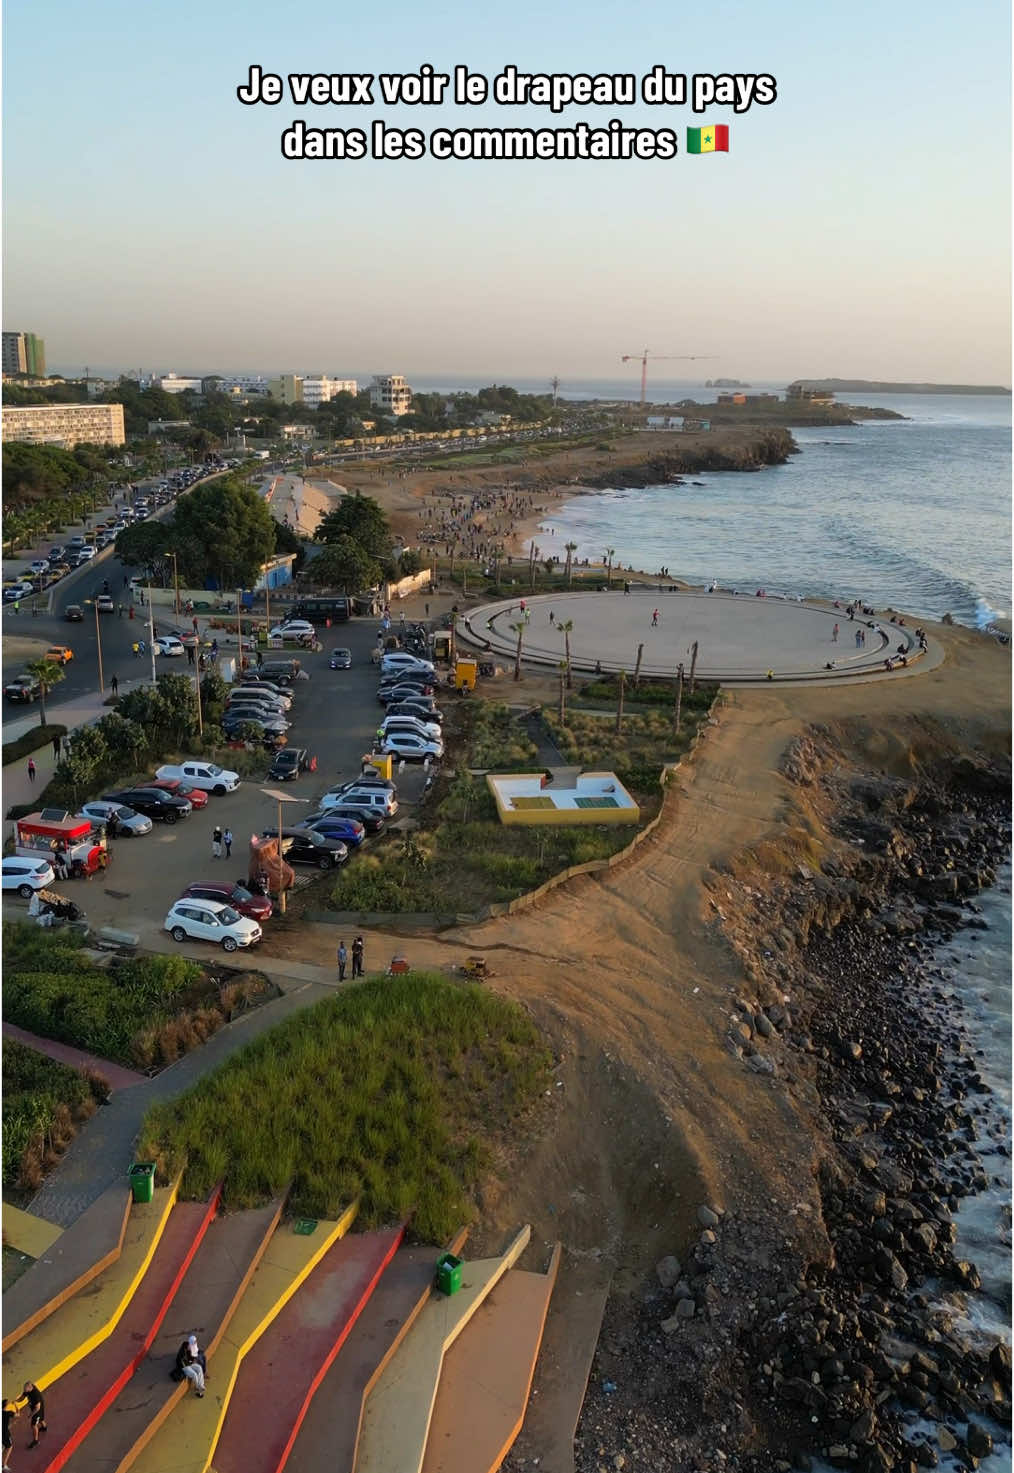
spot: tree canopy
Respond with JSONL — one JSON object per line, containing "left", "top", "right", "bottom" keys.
{"left": 170, "top": 477, "right": 277, "bottom": 591}
{"left": 307, "top": 537, "right": 381, "bottom": 594}
{"left": 313, "top": 493, "right": 391, "bottom": 562}
{"left": 3, "top": 443, "right": 82, "bottom": 507}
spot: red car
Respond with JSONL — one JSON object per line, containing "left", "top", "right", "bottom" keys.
{"left": 179, "top": 881, "right": 273, "bottom": 922}
{"left": 150, "top": 777, "right": 209, "bottom": 809}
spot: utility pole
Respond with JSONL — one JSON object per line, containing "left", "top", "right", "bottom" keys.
{"left": 146, "top": 585, "right": 157, "bottom": 685}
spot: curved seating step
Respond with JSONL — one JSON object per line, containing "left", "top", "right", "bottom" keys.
{"left": 60, "top": 1199, "right": 282, "bottom": 1473}
{"left": 4, "top": 1184, "right": 178, "bottom": 1399}
{"left": 422, "top": 1244, "right": 562, "bottom": 1473}
{"left": 282, "top": 1231, "right": 469, "bottom": 1473}
{"left": 130, "top": 1206, "right": 359, "bottom": 1473}
{"left": 36, "top": 1191, "right": 219, "bottom": 1473}
{"left": 3, "top": 1184, "right": 131, "bottom": 1351}
{"left": 354, "top": 1226, "right": 532, "bottom": 1473}
{"left": 211, "top": 1223, "right": 403, "bottom": 1473}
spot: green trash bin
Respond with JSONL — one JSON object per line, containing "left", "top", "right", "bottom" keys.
{"left": 435, "top": 1252, "right": 462, "bottom": 1297}
{"left": 129, "top": 1162, "right": 156, "bottom": 1204}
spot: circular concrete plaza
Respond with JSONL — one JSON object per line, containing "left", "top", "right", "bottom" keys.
{"left": 463, "top": 590, "right": 932, "bottom": 684}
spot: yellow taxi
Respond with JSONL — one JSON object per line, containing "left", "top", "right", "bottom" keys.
{"left": 44, "top": 645, "right": 74, "bottom": 665}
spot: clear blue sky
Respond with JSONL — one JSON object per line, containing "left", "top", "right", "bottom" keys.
{"left": 3, "top": 0, "right": 1010, "bottom": 383}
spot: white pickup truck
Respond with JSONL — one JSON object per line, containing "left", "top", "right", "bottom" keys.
{"left": 155, "top": 760, "right": 240, "bottom": 795}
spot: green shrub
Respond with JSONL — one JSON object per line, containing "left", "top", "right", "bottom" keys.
{"left": 140, "top": 973, "right": 551, "bottom": 1240}
{"left": 3, "top": 1039, "right": 106, "bottom": 1192}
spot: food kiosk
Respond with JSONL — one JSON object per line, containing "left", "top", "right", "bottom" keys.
{"left": 16, "top": 810, "right": 108, "bottom": 878}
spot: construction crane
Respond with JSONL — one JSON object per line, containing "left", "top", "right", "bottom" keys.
{"left": 621, "top": 350, "right": 716, "bottom": 406}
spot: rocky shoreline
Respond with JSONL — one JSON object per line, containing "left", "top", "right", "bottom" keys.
{"left": 563, "top": 741, "right": 1011, "bottom": 1473}
{"left": 579, "top": 428, "right": 798, "bottom": 491}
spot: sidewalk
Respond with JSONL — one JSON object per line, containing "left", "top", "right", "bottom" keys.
{"left": 2, "top": 1022, "right": 147, "bottom": 1092}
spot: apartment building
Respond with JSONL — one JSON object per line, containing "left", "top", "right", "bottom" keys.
{"left": 267, "top": 374, "right": 303, "bottom": 404}
{"left": 2, "top": 401, "right": 126, "bottom": 446}
{"left": 158, "top": 373, "right": 203, "bottom": 394}
{"left": 2, "top": 331, "right": 46, "bottom": 376}
{"left": 302, "top": 375, "right": 358, "bottom": 408}
{"left": 369, "top": 373, "right": 412, "bottom": 416}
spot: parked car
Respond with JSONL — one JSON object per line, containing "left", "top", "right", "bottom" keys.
{"left": 224, "top": 706, "right": 290, "bottom": 730}
{"left": 4, "top": 674, "right": 40, "bottom": 703}
{"left": 300, "top": 813, "right": 365, "bottom": 846}
{"left": 77, "top": 800, "right": 153, "bottom": 836}
{"left": 269, "top": 620, "right": 315, "bottom": 640}
{"left": 381, "top": 651, "right": 435, "bottom": 675}
{"left": 155, "top": 761, "right": 240, "bottom": 795}
{"left": 267, "top": 747, "right": 310, "bottom": 781}
{"left": 44, "top": 645, "right": 74, "bottom": 665}
{"left": 310, "top": 801, "right": 386, "bottom": 835}
{"left": 180, "top": 881, "right": 273, "bottom": 923}
{"left": 154, "top": 635, "right": 185, "bottom": 657}
{"left": 386, "top": 700, "right": 443, "bottom": 725}
{"left": 4, "top": 582, "right": 34, "bottom": 601}
{"left": 3, "top": 857, "right": 55, "bottom": 897}
{"left": 64, "top": 604, "right": 84, "bottom": 622}
{"left": 377, "top": 683, "right": 435, "bottom": 706}
{"left": 260, "top": 827, "right": 347, "bottom": 869}
{"left": 236, "top": 677, "right": 292, "bottom": 699}
{"left": 380, "top": 715, "right": 443, "bottom": 742}
{"left": 96, "top": 594, "right": 115, "bottom": 613}
{"left": 324, "top": 785, "right": 398, "bottom": 817}
{"left": 148, "top": 777, "right": 209, "bottom": 809}
{"left": 164, "top": 898, "right": 262, "bottom": 952}
{"left": 104, "top": 787, "right": 193, "bottom": 823}
{"left": 76, "top": 545, "right": 97, "bottom": 561}
{"left": 381, "top": 731, "right": 444, "bottom": 762}
{"left": 235, "top": 681, "right": 292, "bottom": 708}
{"left": 329, "top": 647, "right": 352, "bottom": 670}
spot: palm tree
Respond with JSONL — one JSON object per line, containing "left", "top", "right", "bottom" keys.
{"left": 25, "top": 657, "right": 65, "bottom": 727}
{"left": 673, "top": 662, "right": 685, "bottom": 737}
{"left": 509, "top": 616, "right": 529, "bottom": 681}
{"left": 559, "top": 618, "right": 574, "bottom": 689}
{"left": 564, "top": 541, "right": 578, "bottom": 587}
{"left": 615, "top": 669, "right": 626, "bottom": 735}
{"left": 605, "top": 548, "right": 616, "bottom": 589}
{"left": 558, "top": 662, "right": 568, "bottom": 722}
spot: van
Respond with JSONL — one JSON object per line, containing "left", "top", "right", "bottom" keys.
{"left": 338, "top": 786, "right": 399, "bottom": 817}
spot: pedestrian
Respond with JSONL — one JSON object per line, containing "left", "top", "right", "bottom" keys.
{"left": 26, "top": 758, "right": 36, "bottom": 784}
{"left": 53, "top": 842, "right": 68, "bottom": 880}
{"left": 118, "top": 603, "right": 124, "bottom": 617}
{"left": 855, "top": 629, "right": 862, "bottom": 648}
{"left": 256, "top": 649, "right": 264, "bottom": 669}
{"left": 212, "top": 826, "right": 223, "bottom": 860}
{"left": 192, "top": 616, "right": 199, "bottom": 633}
{"left": 832, "top": 623, "right": 839, "bottom": 643}
{"left": 12, "top": 600, "right": 19, "bottom": 615}
{"left": 651, "top": 609, "right": 659, "bottom": 627}
{"left": 174, "top": 1335, "right": 207, "bottom": 1398}
{"left": 223, "top": 828, "right": 233, "bottom": 859}
{"left": 337, "top": 940, "right": 348, "bottom": 982}
{"left": 351, "top": 935, "right": 364, "bottom": 978}
{"left": 51, "top": 734, "right": 61, "bottom": 760}
{"left": 21, "top": 1384, "right": 45, "bottom": 1450}
{"left": 549, "top": 610, "right": 555, "bottom": 625}
{"left": 2, "top": 1399, "right": 16, "bottom": 1470}
{"left": 110, "top": 674, "right": 119, "bottom": 696}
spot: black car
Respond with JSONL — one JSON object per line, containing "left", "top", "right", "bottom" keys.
{"left": 378, "top": 684, "right": 436, "bottom": 706}
{"left": 65, "top": 604, "right": 84, "bottom": 622}
{"left": 316, "top": 801, "right": 386, "bottom": 835}
{"left": 329, "top": 647, "right": 352, "bottom": 670}
{"left": 5, "top": 674, "right": 40, "bottom": 703}
{"left": 105, "top": 787, "right": 192, "bottom": 823}
{"left": 261, "top": 827, "right": 347, "bottom": 869}
{"left": 267, "top": 747, "right": 309, "bottom": 781}
{"left": 386, "top": 701, "right": 443, "bottom": 725}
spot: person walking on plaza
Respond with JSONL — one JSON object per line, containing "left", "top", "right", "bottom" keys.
{"left": 223, "top": 828, "right": 233, "bottom": 859}
{"left": 52, "top": 734, "right": 61, "bottom": 760}
{"left": 3, "top": 1398, "right": 17, "bottom": 1468}
{"left": 21, "top": 1384, "right": 46, "bottom": 1450}
{"left": 337, "top": 940, "right": 348, "bottom": 982}
{"left": 651, "top": 609, "right": 659, "bottom": 627}
{"left": 832, "top": 623, "right": 839, "bottom": 643}
{"left": 212, "top": 826, "right": 223, "bottom": 860}
{"left": 174, "top": 1336, "right": 207, "bottom": 1398}
{"left": 110, "top": 674, "right": 119, "bottom": 696}
{"left": 351, "top": 935, "right": 364, "bottom": 978}
{"left": 26, "top": 758, "right": 36, "bottom": 785}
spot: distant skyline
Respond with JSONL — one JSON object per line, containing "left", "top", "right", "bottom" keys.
{"left": 4, "top": 0, "right": 1010, "bottom": 383}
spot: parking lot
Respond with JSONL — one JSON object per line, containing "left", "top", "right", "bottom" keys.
{"left": 3, "top": 616, "right": 444, "bottom": 956}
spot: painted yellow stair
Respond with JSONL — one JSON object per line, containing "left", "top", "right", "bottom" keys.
{"left": 131, "top": 1205, "right": 357, "bottom": 1473}
{"left": 354, "top": 1226, "right": 531, "bottom": 1473}
{"left": 2, "top": 1184, "right": 178, "bottom": 1391}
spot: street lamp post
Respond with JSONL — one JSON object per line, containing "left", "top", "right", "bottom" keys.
{"left": 194, "top": 664, "right": 203, "bottom": 736}
{"left": 146, "top": 583, "right": 157, "bottom": 685}
{"left": 88, "top": 599, "right": 105, "bottom": 694}
{"left": 236, "top": 591, "right": 244, "bottom": 672}
{"left": 260, "top": 788, "right": 308, "bottom": 915}
{"left": 166, "top": 551, "right": 180, "bottom": 617}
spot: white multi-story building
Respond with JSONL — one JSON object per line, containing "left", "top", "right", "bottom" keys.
{"left": 2, "top": 402, "right": 125, "bottom": 446}
{"left": 302, "top": 376, "right": 358, "bottom": 408}
{"left": 369, "top": 374, "right": 412, "bottom": 417}
{"left": 205, "top": 374, "right": 271, "bottom": 396}
{"left": 158, "top": 373, "right": 203, "bottom": 395}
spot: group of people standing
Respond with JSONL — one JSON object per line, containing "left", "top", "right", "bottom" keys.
{"left": 336, "top": 935, "right": 365, "bottom": 980}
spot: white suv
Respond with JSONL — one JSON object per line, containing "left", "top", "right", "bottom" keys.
{"left": 164, "top": 899, "right": 262, "bottom": 952}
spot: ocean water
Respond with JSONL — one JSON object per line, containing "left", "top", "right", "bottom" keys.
{"left": 528, "top": 394, "right": 1011, "bottom": 628}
